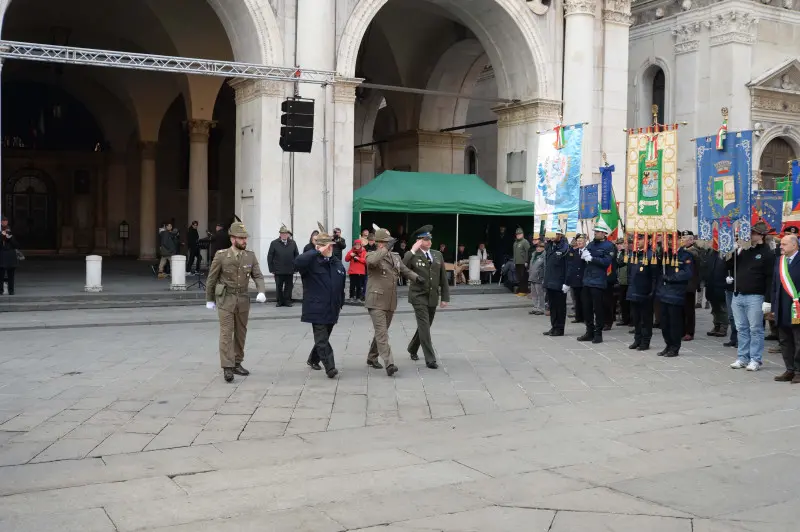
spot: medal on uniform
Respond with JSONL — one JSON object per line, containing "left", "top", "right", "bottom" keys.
{"left": 779, "top": 255, "right": 800, "bottom": 324}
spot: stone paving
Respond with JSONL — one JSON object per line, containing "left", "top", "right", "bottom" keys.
{"left": 0, "top": 296, "right": 799, "bottom": 531}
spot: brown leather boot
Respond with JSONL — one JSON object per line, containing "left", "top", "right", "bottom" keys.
{"left": 792, "top": 374, "right": 800, "bottom": 384}
{"left": 774, "top": 371, "right": 795, "bottom": 382}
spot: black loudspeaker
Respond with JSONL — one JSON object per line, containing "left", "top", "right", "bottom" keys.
{"left": 280, "top": 98, "right": 315, "bottom": 153}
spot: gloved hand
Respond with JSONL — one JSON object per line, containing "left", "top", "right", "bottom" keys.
{"left": 206, "top": 302, "right": 216, "bottom": 310}
{"left": 256, "top": 292, "right": 267, "bottom": 303}
{"left": 561, "top": 284, "right": 569, "bottom": 294}
{"left": 726, "top": 276, "right": 734, "bottom": 285}
{"left": 762, "top": 302, "right": 772, "bottom": 314}
{"left": 582, "top": 253, "right": 593, "bottom": 263}
{"left": 734, "top": 242, "right": 743, "bottom": 255}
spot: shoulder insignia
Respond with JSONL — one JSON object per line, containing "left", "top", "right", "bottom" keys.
{"left": 215, "top": 250, "right": 225, "bottom": 254}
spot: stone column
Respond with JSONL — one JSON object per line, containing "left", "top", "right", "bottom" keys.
{"left": 563, "top": 0, "right": 597, "bottom": 182}
{"left": 187, "top": 119, "right": 215, "bottom": 235}
{"left": 229, "top": 78, "right": 286, "bottom": 263}
{"left": 672, "top": 23, "right": 701, "bottom": 231}
{"left": 601, "top": 0, "right": 632, "bottom": 207}
{"left": 139, "top": 141, "right": 158, "bottom": 260}
{"left": 493, "top": 99, "right": 562, "bottom": 201}
{"left": 93, "top": 163, "right": 109, "bottom": 255}
{"left": 333, "top": 77, "right": 360, "bottom": 242}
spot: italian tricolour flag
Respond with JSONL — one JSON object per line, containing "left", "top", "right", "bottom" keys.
{"left": 599, "top": 190, "right": 620, "bottom": 241}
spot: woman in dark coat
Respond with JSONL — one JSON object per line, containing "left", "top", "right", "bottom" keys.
{"left": 303, "top": 230, "right": 320, "bottom": 253}
{"left": 0, "top": 216, "right": 19, "bottom": 295}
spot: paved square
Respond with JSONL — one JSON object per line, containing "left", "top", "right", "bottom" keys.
{"left": 0, "top": 296, "right": 798, "bottom": 531}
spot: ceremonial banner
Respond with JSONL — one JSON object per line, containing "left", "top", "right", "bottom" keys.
{"left": 777, "top": 176, "right": 792, "bottom": 203}
{"left": 625, "top": 127, "right": 678, "bottom": 232}
{"left": 752, "top": 190, "right": 784, "bottom": 235}
{"left": 696, "top": 130, "right": 753, "bottom": 249}
{"left": 536, "top": 123, "right": 583, "bottom": 236}
{"left": 579, "top": 184, "right": 599, "bottom": 220}
{"left": 600, "top": 165, "right": 614, "bottom": 213}
{"left": 792, "top": 160, "right": 800, "bottom": 213}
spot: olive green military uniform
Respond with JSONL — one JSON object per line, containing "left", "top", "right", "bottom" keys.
{"left": 403, "top": 248, "right": 450, "bottom": 365}
{"left": 206, "top": 242, "right": 266, "bottom": 369}
{"left": 365, "top": 234, "right": 419, "bottom": 369}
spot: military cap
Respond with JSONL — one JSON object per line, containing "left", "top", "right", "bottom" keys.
{"left": 594, "top": 219, "right": 611, "bottom": 234}
{"left": 315, "top": 222, "right": 333, "bottom": 246}
{"left": 413, "top": 225, "right": 433, "bottom": 240}
{"left": 680, "top": 230, "right": 694, "bottom": 237}
{"left": 515, "top": 227, "right": 524, "bottom": 235}
{"left": 751, "top": 221, "right": 769, "bottom": 236}
{"left": 786, "top": 225, "right": 800, "bottom": 235}
{"left": 372, "top": 224, "right": 392, "bottom": 243}
{"left": 228, "top": 222, "right": 248, "bottom": 238}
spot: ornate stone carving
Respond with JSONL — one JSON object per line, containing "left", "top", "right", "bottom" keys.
{"left": 671, "top": 23, "right": 700, "bottom": 54}
{"left": 493, "top": 99, "right": 562, "bottom": 128}
{"left": 186, "top": 119, "right": 216, "bottom": 142}
{"left": 229, "top": 78, "right": 286, "bottom": 105}
{"left": 752, "top": 95, "right": 800, "bottom": 114}
{"left": 603, "top": 0, "right": 631, "bottom": 24}
{"left": 655, "top": 7, "right": 665, "bottom": 19}
{"left": 784, "top": 0, "right": 794, "bottom": 8}
{"left": 709, "top": 11, "right": 758, "bottom": 47}
{"left": 564, "top": 0, "right": 597, "bottom": 16}
{"left": 333, "top": 77, "right": 363, "bottom": 104}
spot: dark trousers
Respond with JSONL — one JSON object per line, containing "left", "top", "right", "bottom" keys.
{"left": 362, "top": 274, "right": 368, "bottom": 299}
{"left": 571, "top": 287, "right": 584, "bottom": 322}
{"left": 547, "top": 288, "right": 567, "bottom": 333}
{"left": 186, "top": 246, "right": 201, "bottom": 272}
{"left": 582, "top": 286, "right": 605, "bottom": 336}
{"left": 778, "top": 326, "right": 800, "bottom": 373}
{"left": 661, "top": 302, "right": 684, "bottom": 351}
{"left": 654, "top": 300, "right": 661, "bottom": 326}
{"left": 603, "top": 286, "right": 615, "bottom": 327}
{"left": 615, "top": 285, "right": 630, "bottom": 324}
{"left": 308, "top": 323, "right": 335, "bottom": 370}
{"left": 0, "top": 267, "right": 15, "bottom": 294}
{"left": 515, "top": 264, "right": 528, "bottom": 293}
{"left": 630, "top": 299, "right": 654, "bottom": 346}
{"left": 349, "top": 274, "right": 365, "bottom": 299}
{"left": 408, "top": 305, "right": 438, "bottom": 364}
{"left": 275, "top": 274, "right": 294, "bottom": 305}
{"left": 683, "top": 292, "right": 696, "bottom": 336}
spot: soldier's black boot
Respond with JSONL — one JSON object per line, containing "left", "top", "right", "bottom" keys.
{"left": 366, "top": 359, "right": 383, "bottom": 369}
{"left": 426, "top": 361, "right": 438, "bottom": 369}
{"left": 409, "top": 352, "right": 419, "bottom": 361}
{"left": 592, "top": 334, "right": 603, "bottom": 344}
{"left": 628, "top": 341, "right": 640, "bottom": 350}
{"left": 326, "top": 368, "right": 338, "bottom": 379}
{"left": 577, "top": 331, "right": 593, "bottom": 342}
{"left": 232, "top": 364, "right": 249, "bottom": 376}
{"left": 637, "top": 343, "right": 650, "bottom": 351}
{"left": 386, "top": 364, "right": 398, "bottom": 377}
{"left": 657, "top": 347, "right": 669, "bottom": 356}
{"left": 223, "top": 368, "right": 234, "bottom": 382}
{"left": 664, "top": 348, "right": 679, "bottom": 358}
{"left": 308, "top": 361, "right": 322, "bottom": 370}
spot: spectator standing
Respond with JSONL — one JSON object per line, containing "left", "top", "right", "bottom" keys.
{"left": 158, "top": 222, "right": 179, "bottom": 279}
{"left": 542, "top": 229, "right": 568, "bottom": 335}
{"left": 186, "top": 221, "right": 201, "bottom": 273}
{"left": 681, "top": 231, "right": 702, "bottom": 341}
{"left": 528, "top": 241, "right": 546, "bottom": 315}
{"left": 513, "top": 228, "right": 531, "bottom": 295}
{"left": 345, "top": 239, "right": 367, "bottom": 302}
{"left": 304, "top": 230, "right": 319, "bottom": 253}
{"left": 0, "top": 215, "right": 19, "bottom": 295}
{"left": 267, "top": 225, "right": 299, "bottom": 307}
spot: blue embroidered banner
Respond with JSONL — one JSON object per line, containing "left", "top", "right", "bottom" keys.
{"left": 696, "top": 130, "right": 753, "bottom": 252}
{"left": 600, "top": 165, "right": 614, "bottom": 213}
{"left": 579, "top": 184, "right": 599, "bottom": 219}
{"left": 752, "top": 190, "right": 784, "bottom": 235}
{"left": 792, "top": 160, "right": 800, "bottom": 213}
{"left": 536, "top": 123, "right": 583, "bottom": 236}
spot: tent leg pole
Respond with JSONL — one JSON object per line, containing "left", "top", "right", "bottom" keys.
{"left": 454, "top": 214, "right": 459, "bottom": 287}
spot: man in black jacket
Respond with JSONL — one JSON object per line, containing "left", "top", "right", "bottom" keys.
{"left": 542, "top": 229, "right": 569, "bottom": 336}
{"left": 331, "top": 228, "right": 347, "bottom": 260}
{"left": 186, "top": 221, "right": 201, "bottom": 274}
{"left": 267, "top": 225, "right": 299, "bottom": 307}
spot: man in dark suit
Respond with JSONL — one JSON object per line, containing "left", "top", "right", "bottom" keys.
{"left": 771, "top": 233, "right": 800, "bottom": 383}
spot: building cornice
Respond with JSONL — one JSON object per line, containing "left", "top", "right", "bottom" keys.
{"left": 565, "top": 0, "right": 597, "bottom": 16}
{"left": 492, "top": 99, "right": 562, "bottom": 128}
{"left": 604, "top": 0, "right": 633, "bottom": 24}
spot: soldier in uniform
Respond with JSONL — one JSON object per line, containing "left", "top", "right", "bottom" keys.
{"left": 578, "top": 220, "right": 616, "bottom": 343}
{"left": 402, "top": 225, "right": 450, "bottom": 369}
{"left": 655, "top": 236, "right": 694, "bottom": 357}
{"left": 206, "top": 222, "right": 267, "bottom": 382}
{"left": 365, "top": 225, "right": 420, "bottom": 376}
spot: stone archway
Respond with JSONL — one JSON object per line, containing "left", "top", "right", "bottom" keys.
{"left": 4, "top": 169, "right": 58, "bottom": 250}
{"left": 337, "top": 0, "right": 553, "bottom": 101}
{"left": 755, "top": 125, "right": 800, "bottom": 188}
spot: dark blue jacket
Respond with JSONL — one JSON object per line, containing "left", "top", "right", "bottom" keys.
{"left": 565, "top": 246, "right": 585, "bottom": 287}
{"left": 655, "top": 248, "right": 694, "bottom": 305}
{"left": 772, "top": 253, "right": 800, "bottom": 328}
{"left": 704, "top": 251, "right": 729, "bottom": 302}
{"left": 626, "top": 251, "right": 657, "bottom": 302}
{"left": 543, "top": 238, "right": 569, "bottom": 290}
{"left": 582, "top": 239, "right": 615, "bottom": 289}
{"left": 294, "top": 250, "right": 347, "bottom": 325}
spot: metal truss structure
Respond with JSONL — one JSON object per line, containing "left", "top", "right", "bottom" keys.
{"left": 0, "top": 40, "right": 336, "bottom": 84}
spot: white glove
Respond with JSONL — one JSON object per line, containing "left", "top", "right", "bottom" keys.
{"left": 734, "top": 242, "right": 743, "bottom": 255}
{"left": 583, "top": 253, "right": 593, "bottom": 263}
{"left": 562, "top": 284, "right": 569, "bottom": 294}
{"left": 725, "top": 276, "right": 734, "bottom": 285}
{"left": 256, "top": 292, "right": 267, "bottom": 303}
{"left": 206, "top": 302, "right": 216, "bottom": 310}
{"left": 762, "top": 302, "right": 772, "bottom": 314}
{"left": 580, "top": 248, "right": 589, "bottom": 258}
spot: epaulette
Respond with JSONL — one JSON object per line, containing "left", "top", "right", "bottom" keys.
{"left": 216, "top": 249, "right": 226, "bottom": 254}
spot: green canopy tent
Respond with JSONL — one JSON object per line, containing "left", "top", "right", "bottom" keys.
{"left": 352, "top": 171, "right": 535, "bottom": 257}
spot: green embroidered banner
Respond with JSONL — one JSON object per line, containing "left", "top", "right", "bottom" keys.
{"left": 636, "top": 150, "right": 663, "bottom": 216}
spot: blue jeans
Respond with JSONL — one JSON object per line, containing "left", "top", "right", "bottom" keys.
{"left": 725, "top": 290, "right": 738, "bottom": 343}
{"left": 732, "top": 293, "right": 765, "bottom": 364}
